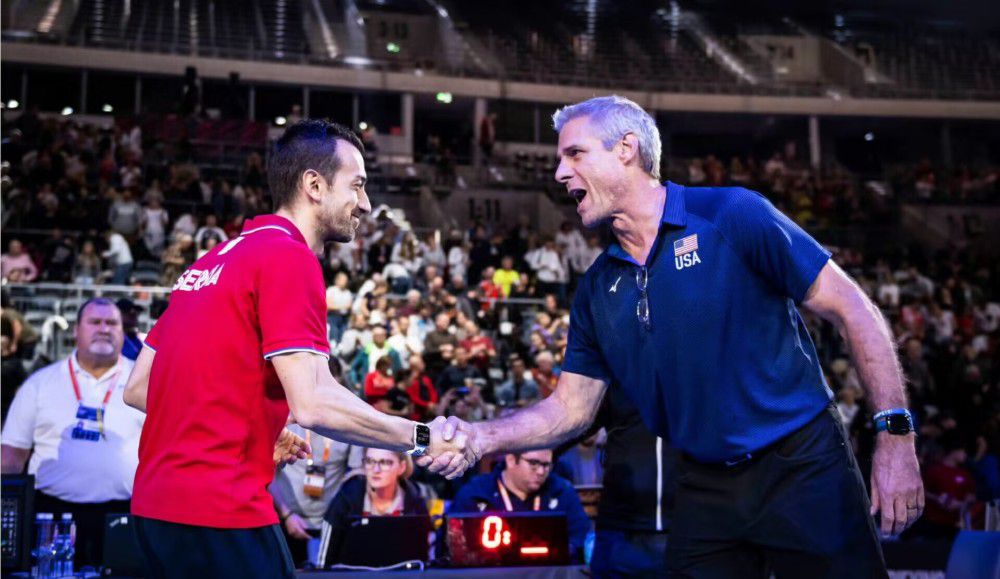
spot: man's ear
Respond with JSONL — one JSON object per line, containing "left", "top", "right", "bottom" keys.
{"left": 301, "top": 169, "right": 323, "bottom": 204}
{"left": 618, "top": 133, "right": 640, "bottom": 168}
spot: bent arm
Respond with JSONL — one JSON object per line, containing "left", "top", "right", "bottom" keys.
{"left": 801, "top": 261, "right": 907, "bottom": 411}
{"left": 0, "top": 445, "right": 30, "bottom": 474}
{"left": 474, "top": 371, "right": 607, "bottom": 455}
{"left": 272, "top": 352, "right": 413, "bottom": 452}
{"left": 124, "top": 345, "right": 155, "bottom": 412}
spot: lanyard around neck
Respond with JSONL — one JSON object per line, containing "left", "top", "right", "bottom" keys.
{"left": 68, "top": 357, "right": 119, "bottom": 407}
{"left": 497, "top": 479, "right": 540, "bottom": 512}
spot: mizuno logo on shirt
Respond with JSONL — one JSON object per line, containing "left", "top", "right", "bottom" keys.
{"left": 172, "top": 264, "right": 225, "bottom": 292}
{"left": 610, "top": 275, "right": 622, "bottom": 293}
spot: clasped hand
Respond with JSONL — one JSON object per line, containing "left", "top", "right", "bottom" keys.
{"left": 415, "top": 416, "right": 481, "bottom": 479}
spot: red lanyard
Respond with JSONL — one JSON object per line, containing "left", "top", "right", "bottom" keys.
{"left": 68, "top": 357, "right": 119, "bottom": 438}
{"left": 497, "top": 479, "right": 540, "bottom": 512}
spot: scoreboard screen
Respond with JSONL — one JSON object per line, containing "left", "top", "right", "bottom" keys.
{"left": 446, "top": 513, "right": 570, "bottom": 567}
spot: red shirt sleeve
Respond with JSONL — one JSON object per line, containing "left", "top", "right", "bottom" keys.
{"left": 257, "top": 243, "right": 330, "bottom": 360}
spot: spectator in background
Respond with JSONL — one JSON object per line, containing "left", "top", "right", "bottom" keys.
{"left": 531, "top": 350, "right": 559, "bottom": 398}
{"left": 103, "top": 229, "right": 134, "bottom": 285}
{"left": 351, "top": 326, "right": 402, "bottom": 386}
{"left": 271, "top": 426, "right": 362, "bottom": 569}
{"left": 72, "top": 240, "right": 102, "bottom": 285}
{"left": 194, "top": 214, "right": 228, "bottom": 248}
{"left": 1, "top": 298, "right": 145, "bottom": 568}
{"left": 116, "top": 299, "right": 145, "bottom": 361}
{"left": 108, "top": 189, "right": 142, "bottom": 239}
{"left": 420, "top": 232, "right": 446, "bottom": 271}
{"left": 449, "top": 449, "right": 590, "bottom": 561}
{"left": 493, "top": 256, "right": 520, "bottom": 298}
{"left": 1, "top": 317, "right": 28, "bottom": 419}
{"left": 141, "top": 195, "right": 170, "bottom": 257}
{"left": 575, "top": 236, "right": 603, "bottom": 275}
{"left": 557, "top": 429, "right": 605, "bottom": 486}
{"left": 423, "top": 313, "right": 458, "bottom": 377}
{"left": 364, "top": 356, "right": 397, "bottom": 407}
{"left": 495, "top": 357, "right": 540, "bottom": 407}
{"left": 479, "top": 112, "right": 497, "bottom": 165}
{"left": 528, "top": 237, "right": 566, "bottom": 305}
{"left": 41, "top": 229, "right": 77, "bottom": 283}
{"left": 460, "top": 321, "right": 496, "bottom": 374}
{"left": 1, "top": 239, "right": 38, "bottom": 282}
{"left": 914, "top": 431, "right": 977, "bottom": 539}
{"left": 436, "top": 346, "right": 482, "bottom": 395}
{"left": 160, "top": 233, "right": 194, "bottom": 286}
{"left": 318, "top": 449, "right": 428, "bottom": 567}
{"left": 448, "top": 241, "right": 470, "bottom": 286}
{"left": 326, "top": 272, "right": 353, "bottom": 343}
{"left": 404, "top": 354, "right": 438, "bottom": 421}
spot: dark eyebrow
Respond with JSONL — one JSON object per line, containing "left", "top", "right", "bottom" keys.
{"left": 559, "top": 144, "right": 584, "bottom": 156}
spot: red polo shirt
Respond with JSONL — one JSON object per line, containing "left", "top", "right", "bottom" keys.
{"left": 132, "top": 215, "right": 329, "bottom": 528}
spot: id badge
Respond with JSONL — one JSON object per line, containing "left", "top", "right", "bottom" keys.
{"left": 303, "top": 462, "right": 326, "bottom": 498}
{"left": 71, "top": 405, "right": 102, "bottom": 442}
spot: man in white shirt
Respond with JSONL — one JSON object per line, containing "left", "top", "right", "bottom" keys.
{"left": 529, "top": 238, "right": 567, "bottom": 304}
{"left": 1, "top": 298, "right": 145, "bottom": 568}
{"left": 103, "top": 230, "right": 134, "bottom": 285}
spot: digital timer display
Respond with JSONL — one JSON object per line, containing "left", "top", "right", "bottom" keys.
{"left": 446, "top": 513, "right": 570, "bottom": 567}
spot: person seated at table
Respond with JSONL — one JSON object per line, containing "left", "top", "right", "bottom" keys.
{"left": 448, "top": 449, "right": 591, "bottom": 560}
{"left": 317, "top": 447, "right": 428, "bottom": 567}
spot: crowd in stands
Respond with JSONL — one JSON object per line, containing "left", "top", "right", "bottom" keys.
{"left": 1, "top": 111, "right": 998, "bottom": 569}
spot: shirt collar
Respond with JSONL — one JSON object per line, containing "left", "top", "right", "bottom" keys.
{"left": 70, "top": 350, "right": 123, "bottom": 384}
{"left": 240, "top": 214, "right": 308, "bottom": 246}
{"left": 606, "top": 181, "right": 687, "bottom": 264}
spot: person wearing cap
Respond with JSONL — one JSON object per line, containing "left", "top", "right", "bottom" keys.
{"left": 116, "top": 298, "right": 145, "bottom": 361}
{"left": 1, "top": 298, "right": 145, "bottom": 568}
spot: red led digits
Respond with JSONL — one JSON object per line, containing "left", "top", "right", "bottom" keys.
{"left": 481, "top": 516, "right": 503, "bottom": 549}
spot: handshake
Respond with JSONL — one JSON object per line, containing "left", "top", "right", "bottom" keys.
{"left": 414, "top": 416, "right": 482, "bottom": 479}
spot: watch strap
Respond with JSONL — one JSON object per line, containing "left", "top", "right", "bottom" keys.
{"left": 873, "top": 408, "right": 913, "bottom": 434}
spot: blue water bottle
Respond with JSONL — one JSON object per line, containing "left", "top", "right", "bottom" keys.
{"left": 53, "top": 513, "right": 76, "bottom": 577}
{"left": 32, "top": 512, "right": 55, "bottom": 579}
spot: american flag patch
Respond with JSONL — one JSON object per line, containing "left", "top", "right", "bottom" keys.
{"left": 674, "top": 234, "right": 698, "bottom": 256}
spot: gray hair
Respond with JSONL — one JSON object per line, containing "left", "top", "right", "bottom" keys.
{"left": 552, "top": 95, "right": 662, "bottom": 180}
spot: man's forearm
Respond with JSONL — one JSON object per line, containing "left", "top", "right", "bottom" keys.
{"left": 294, "top": 373, "right": 415, "bottom": 452}
{"left": 839, "top": 294, "right": 907, "bottom": 411}
{"left": 475, "top": 389, "right": 595, "bottom": 456}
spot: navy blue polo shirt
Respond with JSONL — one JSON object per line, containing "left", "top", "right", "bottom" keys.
{"left": 563, "top": 181, "right": 833, "bottom": 463}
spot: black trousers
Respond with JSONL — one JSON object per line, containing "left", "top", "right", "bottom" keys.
{"left": 33, "top": 492, "right": 131, "bottom": 570}
{"left": 591, "top": 528, "right": 669, "bottom": 579}
{"left": 667, "top": 405, "right": 887, "bottom": 578}
{"left": 132, "top": 516, "right": 295, "bottom": 579}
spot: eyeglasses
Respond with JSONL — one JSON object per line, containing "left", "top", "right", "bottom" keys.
{"left": 363, "top": 458, "right": 399, "bottom": 471}
{"left": 521, "top": 458, "right": 553, "bottom": 472}
{"left": 636, "top": 266, "right": 651, "bottom": 331}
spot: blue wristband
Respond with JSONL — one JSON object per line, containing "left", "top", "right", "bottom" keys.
{"left": 873, "top": 408, "right": 913, "bottom": 434}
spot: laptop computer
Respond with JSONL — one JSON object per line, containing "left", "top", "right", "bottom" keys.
{"left": 321, "top": 515, "right": 432, "bottom": 568}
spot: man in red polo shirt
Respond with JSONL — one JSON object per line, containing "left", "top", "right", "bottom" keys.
{"left": 123, "top": 120, "right": 477, "bottom": 578}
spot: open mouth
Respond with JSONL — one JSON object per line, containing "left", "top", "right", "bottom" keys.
{"left": 569, "top": 188, "right": 587, "bottom": 205}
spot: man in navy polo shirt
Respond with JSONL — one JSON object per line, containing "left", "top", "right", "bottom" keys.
{"left": 426, "top": 96, "right": 923, "bottom": 577}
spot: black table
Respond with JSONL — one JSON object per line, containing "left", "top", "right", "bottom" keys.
{"left": 298, "top": 565, "right": 588, "bottom": 579}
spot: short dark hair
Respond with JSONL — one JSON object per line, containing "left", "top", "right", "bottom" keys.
{"left": 266, "top": 120, "right": 365, "bottom": 210}
{"left": 77, "top": 297, "right": 118, "bottom": 324}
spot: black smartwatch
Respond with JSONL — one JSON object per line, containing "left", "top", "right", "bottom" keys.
{"left": 873, "top": 409, "right": 914, "bottom": 435}
{"left": 407, "top": 423, "right": 431, "bottom": 456}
